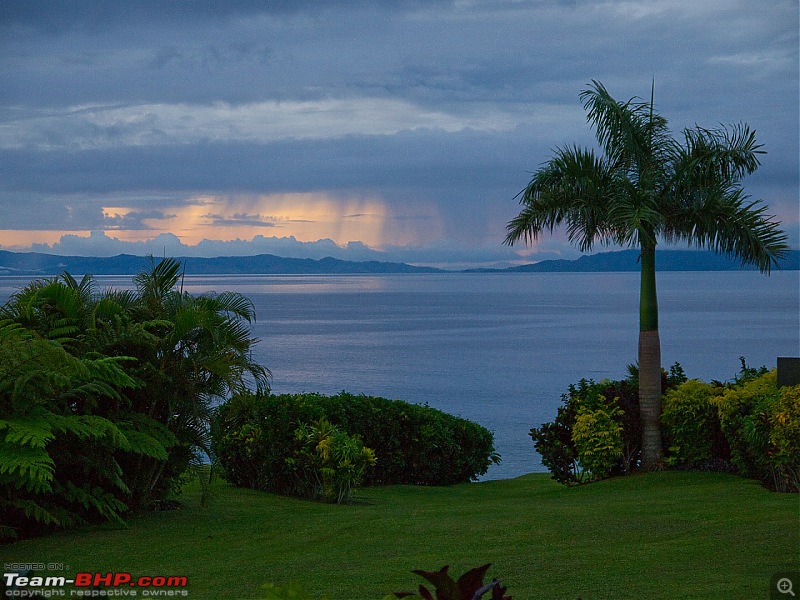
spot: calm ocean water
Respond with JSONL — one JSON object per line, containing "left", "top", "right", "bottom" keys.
{"left": 1, "top": 271, "right": 798, "bottom": 480}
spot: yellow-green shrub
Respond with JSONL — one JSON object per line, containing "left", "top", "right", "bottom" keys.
{"left": 572, "top": 402, "right": 624, "bottom": 482}
{"left": 662, "top": 379, "right": 725, "bottom": 468}
{"left": 768, "top": 386, "right": 800, "bottom": 493}
{"left": 711, "top": 371, "right": 799, "bottom": 492}
{"left": 289, "top": 419, "right": 377, "bottom": 504}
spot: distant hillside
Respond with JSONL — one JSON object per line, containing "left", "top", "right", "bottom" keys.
{"left": 484, "top": 249, "right": 800, "bottom": 273}
{"left": 0, "top": 248, "right": 797, "bottom": 277}
{"left": 0, "top": 251, "right": 443, "bottom": 276}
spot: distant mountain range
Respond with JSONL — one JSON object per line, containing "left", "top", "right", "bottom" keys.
{"left": 0, "top": 248, "right": 797, "bottom": 277}
{"left": 0, "top": 251, "right": 443, "bottom": 276}
{"left": 471, "top": 249, "right": 800, "bottom": 273}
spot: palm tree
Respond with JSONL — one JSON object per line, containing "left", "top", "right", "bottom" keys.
{"left": 2, "top": 258, "right": 271, "bottom": 507}
{"left": 123, "top": 257, "right": 271, "bottom": 504}
{"left": 505, "top": 81, "right": 788, "bottom": 468}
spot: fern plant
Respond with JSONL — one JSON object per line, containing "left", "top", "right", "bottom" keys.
{"left": 0, "top": 321, "right": 167, "bottom": 540}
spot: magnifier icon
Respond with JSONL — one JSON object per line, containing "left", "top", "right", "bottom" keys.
{"left": 778, "top": 578, "right": 796, "bottom": 596}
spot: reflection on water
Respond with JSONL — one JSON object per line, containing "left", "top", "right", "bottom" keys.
{"left": 1, "top": 270, "right": 798, "bottom": 480}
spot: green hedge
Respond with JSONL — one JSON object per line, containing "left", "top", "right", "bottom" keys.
{"left": 213, "top": 391, "right": 499, "bottom": 492}
{"left": 660, "top": 369, "right": 800, "bottom": 492}
{"left": 529, "top": 376, "right": 651, "bottom": 486}
{"left": 533, "top": 362, "right": 799, "bottom": 493}
{"left": 661, "top": 379, "right": 728, "bottom": 469}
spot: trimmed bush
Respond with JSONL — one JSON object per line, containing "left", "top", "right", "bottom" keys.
{"left": 213, "top": 391, "right": 499, "bottom": 493}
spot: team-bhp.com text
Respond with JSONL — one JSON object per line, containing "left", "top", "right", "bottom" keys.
{"left": 4, "top": 572, "right": 189, "bottom": 597}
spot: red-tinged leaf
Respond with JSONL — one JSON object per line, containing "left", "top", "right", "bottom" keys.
{"left": 491, "top": 580, "right": 512, "bottom": 600}
{"left": 419, "top": 584, "right": 435, "bottom": 600}
{"left": 412, "top": 567, "right": 460, "bottom": 600}
{"left": 455, "top": 564, "right": 492, "bottom": 597}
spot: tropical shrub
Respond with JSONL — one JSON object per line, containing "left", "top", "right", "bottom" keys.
{"left": 712, "top": 370, "right": 799, "bottom": 492}
{"left": 531, "top": 365, "right": 685, "bottom": 486}
{"left": 530, "top": 380, "right": 627, "bottom": 486}
{"left": 214, "top": 391, "right": 499, "bottom": 492}
{"left": 572, "top": 400, "right": 625, "bottom": 482}
{"left": 661, "top": 379, "right": 728, "bottom": 469}
{"left": 286, "top": 419, "right": 377, "bottom": 504}
{"left": 768, "top": 386, "right": 800, "bottom": 492}
{"left": 0, "top": 258, "right": 269, "bottom": 538}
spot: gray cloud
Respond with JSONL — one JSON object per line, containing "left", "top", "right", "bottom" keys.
{"left": 1, "top": 0, "right": 797, "bottom": 266}
{"left": 102, "top": 209, "right": 177, "bottom": 230}
{"left": 201, "top": 213, "right": 280, "bottom": 228}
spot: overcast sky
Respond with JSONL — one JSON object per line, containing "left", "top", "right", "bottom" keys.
{"left": 1, "top": 0, "right": 797, "bottom": 268}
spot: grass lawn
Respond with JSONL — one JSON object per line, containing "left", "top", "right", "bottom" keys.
{"left": 2, "top": 471, "right": 798, "bottom": 599}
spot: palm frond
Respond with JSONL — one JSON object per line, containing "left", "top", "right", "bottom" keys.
{"left": 207, "top": 291, "right": 258, "bottom": 322}
{"left": 661, "top": 187, "right": 788, "bottom": 272}
{"left": 505, "top": 146, "right": 619, "bottom": 251}
{"left": 580, "top": 80, "right": 671, "bottom": 177}
{"left": 673, "top": 123, "right": 764, "bottom": 189}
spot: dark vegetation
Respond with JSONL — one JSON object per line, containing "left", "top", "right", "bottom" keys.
{"left": 0, "top": 258, "right": 269, "bottom": 540}
{"left": 0, "top": 259, "right": 498, "bottom": 538}
{"left": 213, "top": 391, "right": 499, "bottom": 498}
{"left": 531, "top": 359, "right": 800, "bottom": 493}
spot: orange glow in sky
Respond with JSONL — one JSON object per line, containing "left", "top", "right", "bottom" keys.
{"left": 0, "top": 193, "right": 444, "bottom": 251}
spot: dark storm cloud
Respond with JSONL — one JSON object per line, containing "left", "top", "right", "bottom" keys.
{"left": 102, "top": 209, "right": 176, "bottom": 230}
{"left": 0, "top": 128, "right": 537, "bottom": 194}
{"left": 0, "top": 0, "right": 454, "bottom": 33}
{"left": 201, "top": 213, "right": 280, "bottom": 228}
{"left": 0, "top": 0, "right": 797, "bottom": 263}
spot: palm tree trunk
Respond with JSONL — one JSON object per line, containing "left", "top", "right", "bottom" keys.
{"left": 638, "top": 244, "right": 663, "bottom": 468}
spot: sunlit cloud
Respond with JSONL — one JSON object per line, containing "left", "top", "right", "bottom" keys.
{"left": 81, "top": 193, "right": 444, "bottom": 250}
{"left": 0, "top": 230, "right": 92, "bottom": 250}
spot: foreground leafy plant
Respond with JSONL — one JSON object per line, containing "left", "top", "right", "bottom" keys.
{"left": 0, "top": 320, "right": 145, "bottom": 539}
{"left": 288, "top": 418, "right": 377, "bottom": 504}
{"left": 392, "top": 564, "right": 511, "bottom": 600}
{"left": 261, "top": 565, "right": 510, "bottom": 600}
{"left": 0, "top": 259, "right": 270, "bottom": 539}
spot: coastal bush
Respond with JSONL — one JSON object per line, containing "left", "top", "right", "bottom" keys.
{"left": 712, "top": 370, "right": 800, "bottom": 492}
{"left": 530, "top": 365, "right": 684, "bottom": 486}
{"left": 768, "top": 386, "right": 800, "bottom": 492}
{"left": 572, "top": 400, "right": 625, "bottom": 482}
{"left": 214, "top": 391, "right": 499, "bottom": 492}
{"left": 0, "top": 259, "right": 269, "bottom": 539}
{"left": 536, "top": 360, "right": 800, "bottom": 493}
{"left": 661, "top": 379, "right": 728, "bottom": 469}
